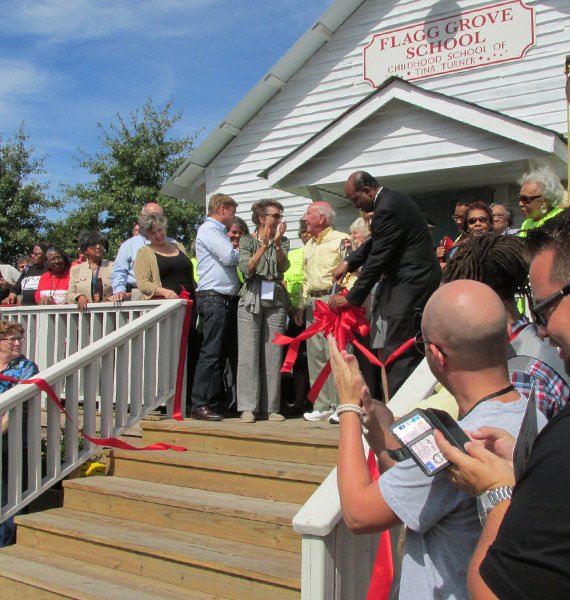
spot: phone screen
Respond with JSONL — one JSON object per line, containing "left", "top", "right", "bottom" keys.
{"left": 391, "top": 413, "right": 449, "bottom": 474}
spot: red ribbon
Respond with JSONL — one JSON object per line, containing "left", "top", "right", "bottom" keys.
{"left": 0, "top": 373, "right": 186, "bottom": 451}
{"left": 274, "top": 294, "right": 415, "bottom": 402}
{"left": 172, "top": 290, "right": 193, "bottom": 421}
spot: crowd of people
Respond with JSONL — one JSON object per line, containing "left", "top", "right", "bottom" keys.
{"left": 1, "top": 162, "right": 570, "bottom": 590}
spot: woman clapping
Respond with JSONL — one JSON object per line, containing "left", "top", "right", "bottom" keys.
{"left": 237, "top": 200, "right": 290, "bottom": 423}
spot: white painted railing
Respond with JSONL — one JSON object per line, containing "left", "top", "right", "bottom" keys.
{"left": 0, "top": 300, "right": 189, "bottom": 524}
{"left": 0, "top": 301, "right": 169, "bottom": 372}
{"left": 293, "top": 358, "right": 438, "bottom": 600}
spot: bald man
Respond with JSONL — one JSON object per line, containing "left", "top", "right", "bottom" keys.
{"left": 331, "top": 280, "right": 546, "bottom": 600}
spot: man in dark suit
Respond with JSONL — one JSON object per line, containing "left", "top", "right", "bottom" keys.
{"left": 330, "top": 171, "right": 441, "bottom": 397}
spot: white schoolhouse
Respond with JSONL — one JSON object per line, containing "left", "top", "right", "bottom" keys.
{"left": 163, "top": 0, "right": 570, "bottom": 245}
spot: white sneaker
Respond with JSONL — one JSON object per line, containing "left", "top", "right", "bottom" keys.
{"left": 329, "top": 411, "right": 340, "bottom": 424}
{"left": 303, "top": 410, "right": 334, "bottom": 422}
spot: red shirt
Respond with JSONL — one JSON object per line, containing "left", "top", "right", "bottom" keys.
{"left": 35, "top": 268, "right": 71, "bottom": 305}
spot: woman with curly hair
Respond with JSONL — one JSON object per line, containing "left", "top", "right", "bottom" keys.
{"left": 66, "top": 231, "right": 113, "bottom": 311}
{"left": 237, "top": 199, "right": 290, "bottom": 422}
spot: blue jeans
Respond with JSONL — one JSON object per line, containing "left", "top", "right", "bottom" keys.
{"left": 190, "top": 294, "right": 237, "bottom": 411}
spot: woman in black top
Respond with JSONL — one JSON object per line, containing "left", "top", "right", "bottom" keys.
{"left": 3, "top": 242, "right": 51, "bottom": 305}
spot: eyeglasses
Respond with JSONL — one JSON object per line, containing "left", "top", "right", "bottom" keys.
{"left": 451, "top": 214, "right": 464, "bottom": 222}
{"left": 265, "top": 212, "right": 283, "bottom": 220}
{"left": 0, "top": 336, "right": 24, "bottom": 344}
{"left": 414, "top": 332, "right": 447, "bottom": 357}
{"left": 530, "top": 284, "right": 570, "bottom": 328}
{"left": 467, "top": 216, "right": 489, "bottom": 225}
{"left": 47, "top": 255, "right": 64, "bottom": 262}
{"left": 518, "top": 194, "right": 542, "bottom": 205}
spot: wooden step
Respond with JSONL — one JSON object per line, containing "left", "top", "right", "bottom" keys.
{"left": 63, "top": 476, "right": 302, "bottom": 553}
{"left": 141, "top": 417, "right": 338, "bottom": 467}
{"left": 15, "top": 508, "right": 301, "bottom": 600}
{"left": 0, "top": 546, "right": 232, "bottom": 599}
{"left": 106, "top": 448, "right": 331, "bottom": 504}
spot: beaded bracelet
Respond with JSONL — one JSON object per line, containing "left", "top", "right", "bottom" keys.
{"left": 336, "top": 404, "right": 368, "bottom": 435}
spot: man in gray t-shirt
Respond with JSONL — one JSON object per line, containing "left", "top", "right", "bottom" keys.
{"left": 332, "top": 280, "right": 546, "bottom": 600}
{"left": 380, "top": 396, "right": 546, "bottom": 600}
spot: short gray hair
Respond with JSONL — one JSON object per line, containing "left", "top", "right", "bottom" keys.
{"left": 315, "top": 204, "right": 335, "bottom": 226}
{"left": 350, "top": 217, "right": 370, "bottom": 236}
{"left": 518, "top": 167, "right": 565, "bottom": 207}
{"left": 138, "top": 212, "right": 167, "bottom": 238}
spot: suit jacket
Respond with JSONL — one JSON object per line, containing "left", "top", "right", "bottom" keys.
{"left": 66, "top": 259, "right": 114, "bottom": 304}
{"left": 346, "top": 187, "right": 441, "bottom": 317}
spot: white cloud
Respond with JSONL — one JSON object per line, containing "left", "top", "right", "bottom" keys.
{"left": 0, "top": 0, "right": 224, "bottom": 42}
{"left": 0, "top": 59, "right": 57, "bottom": 123}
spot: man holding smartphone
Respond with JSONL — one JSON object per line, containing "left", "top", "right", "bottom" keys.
{"left": 331, "top": 280, "right": 546, "bottom": 600}
{"left": 436, "top": 209, "right": 570, "bottom": 599}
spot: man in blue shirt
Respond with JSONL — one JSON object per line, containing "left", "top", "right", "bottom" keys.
{"left": 110, "top": 202, "right": 173, "bottom": 301}
{"left": 190, "top": 193, "right": 240, "bottom": 421}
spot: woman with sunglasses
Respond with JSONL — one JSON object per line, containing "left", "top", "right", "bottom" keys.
{"left": 237, "top": 200, "right": 290, "bottom": 423}
{"left": 464, "top": 201, "right": 493, "bottom": 237}
{"left": 67, "top": 231, "right": 113, "bottom": 312}
{"left": 518, "top": 167, "right": 565, "bottom": 237}
{"left": 0, "top": 320, "right": 39, "bottom": 547}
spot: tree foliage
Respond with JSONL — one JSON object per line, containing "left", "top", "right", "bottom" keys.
{"left": 0, "top": 125, "right": 60, "bottom": 265}
{"left": 52, "top": 98, "right": 204, "bottom": 257}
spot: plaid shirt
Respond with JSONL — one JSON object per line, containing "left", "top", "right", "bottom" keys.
{"left": 509, "top": 317, "right": 569, "bottom": 419}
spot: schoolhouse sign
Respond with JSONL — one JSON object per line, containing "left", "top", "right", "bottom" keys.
{"left": 363, "top": 0, "right": 535, "bottom": 85}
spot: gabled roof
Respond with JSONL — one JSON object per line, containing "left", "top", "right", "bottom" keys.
{"left": 161, "top": 0, "right": 366, "bottom": 203}
{"left": 259, "top": 76, "right": 568, "bottom": 189}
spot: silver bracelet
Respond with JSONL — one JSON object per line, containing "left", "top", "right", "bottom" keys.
{"left": 336, "top": 404, "right": 368, "bottom": 435}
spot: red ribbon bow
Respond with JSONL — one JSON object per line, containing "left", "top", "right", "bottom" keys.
{"left": 274, "top": 294, "right": 415, "bottom": 402}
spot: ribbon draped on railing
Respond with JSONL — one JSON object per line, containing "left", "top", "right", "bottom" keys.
{"left": 0, "top": 373, "right": 186, "bottom": 451}
{"left": 274, "top": 292, "right": 415, "bottom": 402}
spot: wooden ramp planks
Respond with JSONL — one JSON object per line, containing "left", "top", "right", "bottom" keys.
{"left": 0, "top": 416, "right": 339, "bottom": 599}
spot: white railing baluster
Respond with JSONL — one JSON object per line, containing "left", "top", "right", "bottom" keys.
{"left": 100, "top": 352, "right": 114, "bottom": 439}
{"left": 26, "top": 393, "right": 42, "bottom": 496}
{"left": 143, "top": 326, "right": 157, "bottom": 409}
{"left": 7, "top": 404, "right": 23, "bottom": 508}
{"left": 130, "top": 334, "right": 143, "bottom": 418}
{"left": 115, "top": 342, "right": 129, "bottom": 429}
{"left": 45, "top": 383, "right": 62, "bottom": 483}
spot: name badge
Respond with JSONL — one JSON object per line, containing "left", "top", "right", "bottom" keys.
{"left": 261, "top": 281, "right": 275, "bottom": 300}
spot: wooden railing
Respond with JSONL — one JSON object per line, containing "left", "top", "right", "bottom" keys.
{"left": 292, "top": 359, "right": 438, "bottom": 599}
{"left": 0, "top": 300, "right": 189, "bottom": 524}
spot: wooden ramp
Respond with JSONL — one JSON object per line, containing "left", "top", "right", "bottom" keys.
{"left": 0, "top": 417, "right": 339, "bottom": 599}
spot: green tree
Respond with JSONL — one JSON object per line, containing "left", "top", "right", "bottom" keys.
{"left": 0, "top": 125, "right": 60, "bottom": 265}
{"left": 54, "top": 98, "right": 204, "bottom": 257}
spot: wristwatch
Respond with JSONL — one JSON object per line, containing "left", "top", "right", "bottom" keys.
{"left": 385, "top": 447, "right": 411, "bottom": 462}
{"left": 477, "top": 486, "right": 513, "bottom": 525}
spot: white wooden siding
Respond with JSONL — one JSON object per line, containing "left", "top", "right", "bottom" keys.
{"left": 203, "top": 0, "right": 569, "bottom": 238}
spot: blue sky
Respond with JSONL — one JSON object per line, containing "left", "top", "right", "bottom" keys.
{"left": 0, "top": 0, "right": 333, "bottom": 212}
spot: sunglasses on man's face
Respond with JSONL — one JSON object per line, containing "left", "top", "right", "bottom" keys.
{"left": 467, "top": 216, "right": 488, "bottom": 225}
{"left": 531, "top": 284, "right": 570, "bottom": 328}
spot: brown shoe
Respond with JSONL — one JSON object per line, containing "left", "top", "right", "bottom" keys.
{"left": 191, "top": 406, "right": 224, "bottom": 421}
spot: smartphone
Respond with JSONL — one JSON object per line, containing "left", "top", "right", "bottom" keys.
{"left": 389, "top": 408, "right": 469, "bottom": 476}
